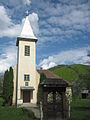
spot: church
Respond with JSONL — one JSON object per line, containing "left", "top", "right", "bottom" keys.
{"left": 12, "top": 14, "right": 40, "bottom": 106}
{"left": 12, "top": 13, "right": 71, "bottom": 119}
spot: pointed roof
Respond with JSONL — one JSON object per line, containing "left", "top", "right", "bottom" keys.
{"left": 16, "top": 15, "right": 37, "bottom": 46}
{"left": 20, "top": 16, "right": 37, "bottom": 39}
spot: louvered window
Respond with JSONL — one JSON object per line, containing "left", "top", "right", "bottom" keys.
{"left": 25, "top": 45, "right": 30, "bottom": 56}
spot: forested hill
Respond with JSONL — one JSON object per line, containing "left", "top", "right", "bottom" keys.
{"left": 50, "top": 64, "right": 90, "bottom": 83}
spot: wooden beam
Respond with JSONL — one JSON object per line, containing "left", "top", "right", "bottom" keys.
{"left": 43, "top": 91, "right": 48, "bottom": 119}
{"left": 62, "top": 92, "right": 66, "bottom": 118}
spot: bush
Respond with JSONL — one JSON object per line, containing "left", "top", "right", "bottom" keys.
{"left": 0, "top": 97, "right": 4, "bottom": 106}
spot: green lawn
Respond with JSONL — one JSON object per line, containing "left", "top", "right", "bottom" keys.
{"left": 0, "top": 98, "right": 37, "bottom": 120}
{"left": 69, "top": 99, "right": 90, "bottom": 120}
{"left": 0, "top": 97, "right": 90, "bottom": 120}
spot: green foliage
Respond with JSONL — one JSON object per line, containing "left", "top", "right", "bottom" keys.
{"left": 37, "top": 73, "right": 46, "bottom": 104}
{"left": 50, "top": 64, "right": 90, "bottom": 83}
{"left": 68, "top": 99, "right": 90, "bottom": 120}
{"left": 3, "top": 67, "right": 13, "bottom": 105}
{"left": 79, "top": 74, "right": 90, "bottom": 89}
{"left": 0, "top": 97, "right": 37, "bottom": 120}
{"left": 0, "top": 97, "right": 4, "bottom": 106}
{"left": 22, "top": 108, "right": 37, "bottom": 119}
{"left": 8, "top": 67, "right": 13, "bottom": 99}
{"left": 73, "top": 74, "right": 90, "bottom": 97}
{"left": 71, "top": 64, "right": 90, "bottom": 75}
{"left": 3, "top": 70, "right": 9, "bottom": 101}
{"left": 0, "top": 77, "right": 3, "bottom": 96}
{"left": 50, "top": 65, "right": 78, "bottom": 82}
{"left": 50, "top": 64, "right": 90, "bottom": 97}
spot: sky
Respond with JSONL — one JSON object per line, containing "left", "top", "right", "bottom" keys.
{"left": 0, "top": 0, "right": 90, "bottom": 73}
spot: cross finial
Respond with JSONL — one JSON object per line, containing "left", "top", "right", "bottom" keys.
{"left": 26, "top": 10, "right": 29, "bottom": 16}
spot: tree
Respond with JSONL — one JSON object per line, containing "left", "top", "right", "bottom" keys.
{"left": 8, "top": 67, "right": 13, "bottom": 102}
{"left": 37, "top": 73, "right": 46, "bottom": 104}
{"left": 3, "top": 70, "right": 9, "bottom": 103}
{"left": 0, "top": 77, "right": 3, "bottom": 96}
{"left": 72, "top": 74, "right": 90, "bottom": 98}
{"left": 3, "top": 67, "right": 13, "bottom": 105}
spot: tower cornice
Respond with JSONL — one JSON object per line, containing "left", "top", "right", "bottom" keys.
{"left": 16, "top": 37, "right": 37, "bottom": 46}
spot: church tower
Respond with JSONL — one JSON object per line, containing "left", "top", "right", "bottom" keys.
{"left": 16, "top": 14, "right": 39, "bottom": 106}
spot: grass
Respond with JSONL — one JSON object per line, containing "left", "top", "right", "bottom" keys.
{"left": 0, "top": 97, "right": 37, "bottom": 120}
{"left": 68, "top": 99, "right": 90, "bottom": 120}
{"left": 50, "top": 65, "right": 78, "bottom": 82}
{"left": 50, "top": 64, "right": 90, "bottom": 83}
{"left": 0, "top": 97, "right": 90, "bottom": 120}
{"left": 71, "top": 64, "right": 90, "bottom": 75}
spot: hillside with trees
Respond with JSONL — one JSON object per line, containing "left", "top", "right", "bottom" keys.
{"left": 50, "top": 64, "right": 90, "bottom": 97}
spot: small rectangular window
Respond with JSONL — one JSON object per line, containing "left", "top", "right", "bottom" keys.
{"left": 24, "top": 74, "right": 30, "bottom": 81}
{"left": 25, "top": 45, "right": 30, "bottom": 56}
{"left": 25, "top": 82, "right": 28, "bottom": 86}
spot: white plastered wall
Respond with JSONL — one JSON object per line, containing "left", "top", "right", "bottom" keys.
{"left": 17, "top": 40, "right": 40, "bottom": 105}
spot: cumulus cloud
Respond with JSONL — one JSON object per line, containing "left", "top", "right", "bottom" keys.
{"left": 37, "top": 0, "right": 90, "bottom": 45}
{"left": 0, "top": 46, "right": 17, "bottom": 73}
{"left": 0, "top": 0, "right": 31, "bottom": 7}
{"left": 0, "top": 5, "right": 21, "bottom": 38}
{"left": 39, "top": 46, "right": 90, "bottom": 69}
{"left": 0, "top": 5, "right": 39, "bottom": 38}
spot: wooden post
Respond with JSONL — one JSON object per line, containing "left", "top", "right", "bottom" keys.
{"left": 40, "top": 101, "right": 43, "bottom": 120}
{"left": 62, "top": 92, "right": 66, "bottom": 119}
{"left": 53, "top": 91, "right": 56, "bottom": 110}
{"left": 43, "top": 91, "right": 48, "bottom": 120}
{"left": 68, "top": 97, "right": 71, "bottom": 118}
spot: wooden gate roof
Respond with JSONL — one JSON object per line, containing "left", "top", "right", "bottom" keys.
{"left": 38, "top": 69, "right": 71, "bottom": 87}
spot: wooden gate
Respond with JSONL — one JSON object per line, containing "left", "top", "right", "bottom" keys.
{"left": 45, "top": 91, "right": 62, "bottom": 118}
{"left": 41, "top": 77, "right": 70, "bottom": 120}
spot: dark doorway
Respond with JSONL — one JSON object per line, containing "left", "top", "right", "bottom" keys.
{"left": 82, "top": 93, "right": 88, "bottom": 99}
{"left": 23, "top": 90, "right": 30, "bottom": 103}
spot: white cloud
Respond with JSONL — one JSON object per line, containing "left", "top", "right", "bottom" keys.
{"left": 29, "top": 13, "right": 39, "bottom": 36}
{"left": 0, "top": 5, "right": 22, "bottom": 38}
{"left": 38, "top": 0, "right": 90, "bottom": 45}
{"left": 23, "top": 0, "right": 31, "bottom": 6}
{"left": 0, "top": 46, "right": 17, "bottom": 73}
{"left": 0, "top": 5, "right": 39, "bottom": 38}
{"left": 0, "top": 0, "right": 31, "bottom": 7}
{"left": 39, "top": 47, "right": 90, "bottom": 69}
{"left": 41, "top": 62, "right": 57, "bottom": 70}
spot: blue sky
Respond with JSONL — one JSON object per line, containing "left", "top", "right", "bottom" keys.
{"left": 0, "top": 0, "right": 90, "bottom": 72}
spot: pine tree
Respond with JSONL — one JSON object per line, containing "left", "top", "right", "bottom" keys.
{"left": 9, "top": 67, "right": 13, "bottom": 101}
{"left": 3, "top": 70, "right": 9, "bottom": 102}
{"left": 3, "top": 67, "right": 13, "bottom": 105}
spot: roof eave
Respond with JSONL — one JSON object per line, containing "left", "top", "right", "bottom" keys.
{"left": 16, "top": 36, "right": 38, "bottom": 46}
